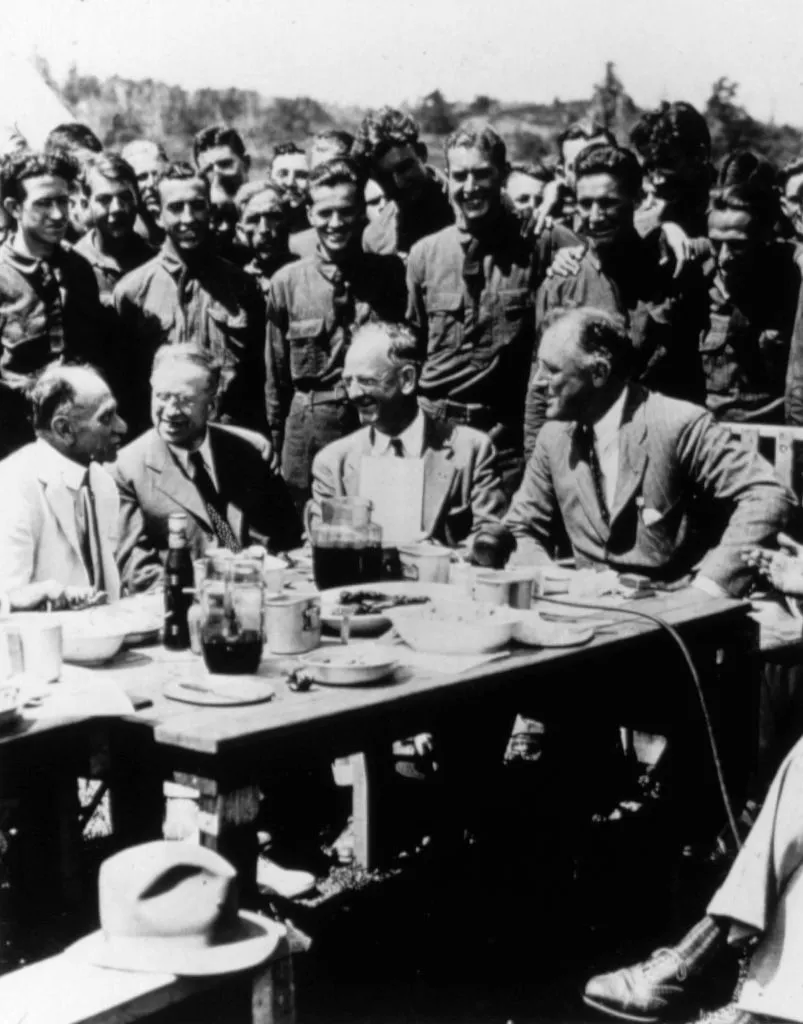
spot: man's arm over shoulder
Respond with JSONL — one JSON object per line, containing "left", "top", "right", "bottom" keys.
{"left": 405, "top": 237, "right": 430, "bottom": 349}
{"left": 674, "top": 403, "right": 798, "bottom": 595}
{"left": 503, "top": 429, "right": 561, "bottom": 566}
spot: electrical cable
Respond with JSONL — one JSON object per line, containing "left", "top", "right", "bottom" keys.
{"left": 533, "top": 593, "right": 744, "bottom": 850}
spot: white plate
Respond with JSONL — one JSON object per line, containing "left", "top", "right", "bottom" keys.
{"left": 297, "top": 645, "right": 398, "bottom": 685}
{"left": 533, "top": 597, "right": 618, "bottom": 626}
{"left": 319, "top": 582, "right": 462, "bottom": 636}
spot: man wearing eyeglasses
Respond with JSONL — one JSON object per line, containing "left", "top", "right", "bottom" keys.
{"left": 309, "top": 320, "right": 507, "bottom": 549}
{"left": 111, "top": 343, "right": 300, "bottom": 594}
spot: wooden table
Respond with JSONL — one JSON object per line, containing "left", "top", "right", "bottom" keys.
{"left": 98, "top": 588, "right": 759, "bottom": 895}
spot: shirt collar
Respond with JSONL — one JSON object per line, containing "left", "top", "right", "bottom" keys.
{"left": 592, "top": 386, "right": 628, "bottom": 452}
{"left": 168, "top": 431, "right": 215, "bottom": 479}
{"left": 2, "top": 237, "right": 64, "bottom": 276}
{"left": 371, "top": 408, "right": 426, "bottom": 458}
{"left": 35, "top": 437, "right": 90, "bottom": 489}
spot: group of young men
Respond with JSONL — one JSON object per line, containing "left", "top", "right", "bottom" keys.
{"left": 2, "top": 100, "right": 803, "bottom": 1023}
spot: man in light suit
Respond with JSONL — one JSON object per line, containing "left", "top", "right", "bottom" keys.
{"left": 112, "top": 343, "right": 301, "bottom": 594}
{"left": 310, "top": 320, "right": 507, "bottom": 549}
{"left": 0, "top": 364, "right": 126, "bottom": 597}
{"left": 505, "top": 307, "right": 796, "bottom": 595}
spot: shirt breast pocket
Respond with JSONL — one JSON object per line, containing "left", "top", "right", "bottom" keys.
{"left": 286, "top": 317, "right": 327, "bottom": 379}
{"left": 207, "top": 305, "right": 252, "bottom": 361}
{"left": 491, "top": 288, "right": 533, "bottom": 352}
{"left": 426, "top": 291, "right": 464, "bottom": 354}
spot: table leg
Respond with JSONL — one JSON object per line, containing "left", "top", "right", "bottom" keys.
{"left": 350, "top": 749, "right": 394, "bottom": 870}
{"left": 108, "top": 726, "right": 165, "bottom": 850}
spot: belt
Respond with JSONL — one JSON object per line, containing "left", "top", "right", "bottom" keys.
{"left": 293, "top": 385, "right": 347, "bottom": 406}
{"left": 420, "top": 396, "right": 498, "bottom": 431}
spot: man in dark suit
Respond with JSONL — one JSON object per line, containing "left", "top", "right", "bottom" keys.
{"left": 506, "top": 307, "right": 796, "bottom": 596}
{"left": 310, "top": 320, "right": 507, "bottom": 551}
{"left": 112, "top": 343, "right": 300, "bottom": 593}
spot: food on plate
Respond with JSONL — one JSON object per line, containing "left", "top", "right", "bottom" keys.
{"left": 332, "top": 590, "right": 431, "bottom": 616}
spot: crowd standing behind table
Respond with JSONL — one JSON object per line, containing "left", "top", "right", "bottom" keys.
{"left": 1, "top": 98, "right": 803, "bottom": 1024}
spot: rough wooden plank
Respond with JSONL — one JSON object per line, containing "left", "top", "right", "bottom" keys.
{"left": 775, "top": 429, "right": 795, "bottom": 491}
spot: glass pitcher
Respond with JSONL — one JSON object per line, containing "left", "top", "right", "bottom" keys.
{"left": 308, "top": 497, "right": 383, "bottom": 589}
{"left": 199, "top": 551, "right": 265, "bottom": 674}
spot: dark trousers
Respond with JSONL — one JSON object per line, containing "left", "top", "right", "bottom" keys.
{"left": 281, "top": 390, "right": 358, "bottom": 511}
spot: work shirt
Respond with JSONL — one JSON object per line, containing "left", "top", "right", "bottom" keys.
{"left": 265, "top": 246, "right": 406, "bottom": 448}
{"left": 699, "top": 242, "right": 802, "bottom": 423}
{"left": 0, "top": 238, "right": 108, "bottom": 391}
{"left": 407, "top": 210, "right": 578, "bottom": 433}
{"left": 113, "top": 239, "right": 268, "bottom": 438}
{"left": 363, "top": 169, "right": 454, "bottom": 258}
{"left": 535, "top": 228, "right": 708, "bottom": 404}
{"left": 74, "top": 230, "right": 155, "bottom": 305}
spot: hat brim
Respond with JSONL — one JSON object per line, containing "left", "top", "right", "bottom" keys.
{"left": 66, "top": 910, "right": 285, "bottom": 976}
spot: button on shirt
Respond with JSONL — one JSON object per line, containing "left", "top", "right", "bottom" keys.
{"left": 370, "top": 410, "right": 426, "bottom": 458}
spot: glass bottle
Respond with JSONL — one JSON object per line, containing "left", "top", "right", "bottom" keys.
{"left": 200, "top": 552, "right": 265, "bottom": 674}
{"left": 163, "top": 513, "right": 194, "bottom": 650}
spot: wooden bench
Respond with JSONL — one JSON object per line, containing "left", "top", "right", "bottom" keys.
{"left": 728, "top": 423, "right": 803, "bottom": 499}
{"left": 0, "top": 932, "right": 295, "bottom": 1024}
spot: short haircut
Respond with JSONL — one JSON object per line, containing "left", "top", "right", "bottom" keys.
{"left": 29, "top": 361, "right": 105, "bottom": 431}
{"left": 446, "top": 120, "right": 507, "bottom": 172}
{"left": 271, "top": 141, "right": 306, "bottom": 167}
{"left": 157, "top": 161, "right": 208, "bottom": 199}
{"left": 44, "top": 123, "right": 103, "bottom": 157}
{"left": 542, "top": 307, "right": 632, "bottom": 378}
{"left": 150, "top": 343, "right": 222, "bottom": 398}
{"left": 121, "top": 138, "right": 168, "bottom": 164}
{"left": 193, "top": 125, "right": 247, "bottom": 163}
{"left": 710, "top": 150, "right": 779, "bottom": 229}
{"left": 1, "top": 149, "right": 79, "bottom": 203}
{"left": 80, "top": 152, "right": 139, "bottom": 196}
{"left": 351, "top": 321, "right": 422, "bottom": 368}
{"left": 311, "top": 129, "right": 355, "bottom": 156}
{"left": 308, "top": 158, "right": 365, "bottom": 195}
{"left": 354, "top": 108, "right": 423, "bottom": 166}
{"left": 630, "top": 101, "right": 711, "bottom": 171}
{"left": 507, "top": 161, "right": 554, "bottom": 185}
{"left": 557, "top": 117, "right": 615, "bottom": 153}
{"left": 234, "top": 179, "right": 290, "bottom": 216}
{"left": 780, "top": 158, "right": 803, "bottom": 187}
{"left": 574, "top": 144, "right": 642, "bottom": 199}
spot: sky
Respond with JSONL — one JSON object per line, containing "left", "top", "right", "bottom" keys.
{"left": 6, "top": 0, "right": 803, "bottom": 126}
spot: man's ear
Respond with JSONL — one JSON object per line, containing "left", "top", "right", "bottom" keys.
{"left": 590, "top": 356, "right": 612, "bottom": 388}
{"left": 399, "top": 363, "right": 418, "bottom": 395}
{"left": 50, "top": 412, "right": 74, "bottom": 446}
{"left": 242, "top": 154, "right": 252, "bottom": 175}
{"left": 3, "top": 196, "right": 20, "bottom": 222}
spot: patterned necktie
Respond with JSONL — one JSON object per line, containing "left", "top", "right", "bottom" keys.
{"left": 39, "top": 260, "right": 65, "bottom": 357}
{"left": 389, "top": 437, "right": 405, "bottom": 457}
{"left": 189, "top": 451, "right": 241, "bottom": 552}
{"left": 577, "top": 423, "right": 610, "bottom": 527}
{"left": 76, "top": 468, "right": 106, "bottom": 590}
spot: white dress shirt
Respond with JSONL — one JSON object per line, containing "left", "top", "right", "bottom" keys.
{"left": 168, "top": 432, "right": 219, "bottom": 489}
{"left": 370, "top": 409, "right": 426, "bottom": 459}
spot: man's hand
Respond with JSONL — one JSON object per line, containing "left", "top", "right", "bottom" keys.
{"left": 545, "top": 244, "right": 585, "bottom": 279}
{"left": 743, "top": 534, "right": 803, "bottom": 597}
{"left": 6, "top": 581, "right": 105, "bottom": 611}
{"left": 659, "top": 222, "right": 691, "bottom": 279}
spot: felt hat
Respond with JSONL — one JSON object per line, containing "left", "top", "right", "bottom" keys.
{"left": 69, "top": 841, "right": 284, "bottom": 975}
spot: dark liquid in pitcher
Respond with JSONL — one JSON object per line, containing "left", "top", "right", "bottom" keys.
{"left": 201, "top": 630, "right": 263, "bottom": 674}
{"left": 312, "top": 545, "right": 383, "bottom": 589}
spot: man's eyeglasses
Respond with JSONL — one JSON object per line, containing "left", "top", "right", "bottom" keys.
{"left": 154, "top": 392, "right": 200, "bottom": 411}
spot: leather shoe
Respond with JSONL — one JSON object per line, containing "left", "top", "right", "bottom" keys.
{"left": 583, "top": 947, "right": 691, "bottom": 1022}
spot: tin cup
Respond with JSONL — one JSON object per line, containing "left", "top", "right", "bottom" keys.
{"left": 16, "top": 620, "right": 63, "bottom": 682}
{"left": 473, "top": 569, "right": 537, "bottom": 609}
{"left": 397, "top": 543, "right": 451, "bottom": 584}
{"left": 264, "top": 594, "right": 321, "bottom": 655}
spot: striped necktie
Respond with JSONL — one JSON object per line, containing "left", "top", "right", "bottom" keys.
{"left": 77, "top": 468, "right": 106, "bottom": 590}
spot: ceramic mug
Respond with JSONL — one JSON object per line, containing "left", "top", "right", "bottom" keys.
{"left": 264, "top": 594, "right": 321, "bottom": 655}
{"left": 473, "top": 569, "right": 537, "bottom": 609}
{"left": 15, "top": 619, "right": 63, "bottom": 682}
{"left": 397, "top": 543, "right": 451, "bottom": 584}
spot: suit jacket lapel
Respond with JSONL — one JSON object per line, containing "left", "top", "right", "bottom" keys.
{"left": 147, "top": 433, "right": 212, "bottom": 530}
{"left": 421, "top": 416, "right": 456, "bottom": 536}
{"left": 344, "top": 428, "right": 373, "bottom": 495}
{"left": 568, "top": 426, "right": 609, "bottom": 544}
{"left": 610, "top": 386, "right": 649, "bottom": 524}
{"left": 211, "top": 428, "right": 244, "bottom": 539}
{"left": 40, "top": 474, "right": 83, "bottom": 562}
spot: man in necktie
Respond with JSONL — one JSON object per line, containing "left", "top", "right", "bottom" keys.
{"left": 265, "top": 159, "right": 407, "bottom": 511}
{"left": 111, "top": 343, "right": 301, "bottom": 593}
{"left": 0, "top": 364, "right": 126, "bottom": 596}
{"left": 309, "top": 320, "right": 507, "bottom": 551}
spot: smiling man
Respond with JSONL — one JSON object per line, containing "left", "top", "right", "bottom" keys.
{"left": 111, "top": 343, "right": 299, "bottom": 592}
{"left": 0, "top": 363, "right": 126, "bottom": 597}
{"left": 113, "top": 163, "right": 267, "bottom": 439}
{"left": 407, "top": 121, "right": 578, "bottom": 498}
{"left": 265, "top": 158, "right": 406, "bottom": 508}
{"left": 0, "top": 149, "right": 108, "bottom": 457}
{"left": 121, "top": 139, "right": 169, "bottom": 247}
{"left": 309, "top": 320, "right": 506, "bottom": 547}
